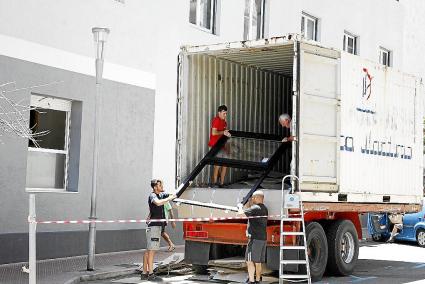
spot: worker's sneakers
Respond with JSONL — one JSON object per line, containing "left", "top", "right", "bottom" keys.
{"left": 141, "top": 273, "right": 158, "bottom": 281}
{"left": 147, "top": 273, "right": 158, "bottom": 281}
{"left": 140, "top": 273, "right": 148, "bottom": 280}
{"left": 245, "top": 276, "right": 262, "bottom": 284}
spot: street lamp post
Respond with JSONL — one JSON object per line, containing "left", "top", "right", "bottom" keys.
{"left": 87, "top": 27, "right": 110, "bottom": 271}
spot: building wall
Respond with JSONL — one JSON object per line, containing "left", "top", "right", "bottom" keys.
{"left": 0, "top": 55, "right": 158, "bottom": 264}
{"left": 0, "top": 0, "right": 423, "bottom": 263}
{"left": 269, "top": 0, "right": 405, "bottom": 68}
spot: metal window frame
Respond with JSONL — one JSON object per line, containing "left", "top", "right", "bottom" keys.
{"left": 301, "top": 12, "right": 318, "bottom": 41}
{"left": 343, "top": 31, "right": 358, "bottom": 55}
{"left": 379, "top": 46, "right": 391, "bottom": 67}
{"left": 175, "top": 130, "right": 290, "bottom": 207}
{"left": 244, "top": 0, "right": 266, "bottom": 40}
{"left": 27, "top": 94, "right": 72, "bottom": 192}
{"left": 191, "top": 0, "right": 217, "bottom": 34}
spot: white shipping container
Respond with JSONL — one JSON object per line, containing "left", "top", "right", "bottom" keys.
{"left": 176, "top": 35, "right": 423, "bottom": 217}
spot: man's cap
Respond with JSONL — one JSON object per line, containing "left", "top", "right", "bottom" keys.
{"left": 252, "top": 190, "right": 264, "bottom": 197}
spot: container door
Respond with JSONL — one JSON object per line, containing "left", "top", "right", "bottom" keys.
{"left": 296, "top": 43, "right": 341, "bottom": 192}
{"left": 176, "top": 52, "right": 188, "bottom": 188}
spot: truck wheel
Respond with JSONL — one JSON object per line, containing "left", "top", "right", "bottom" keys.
{"left": 416, "top": 229, "right": 425, "bottom": 247}
{"left": 326, "top": 220, "right": 359, "bottom": 276}
{"left": 302, "top": 222, "right": 328, "bottom": 282}
{"left": 192, "top": 264, "right": 208, "bottom": 274}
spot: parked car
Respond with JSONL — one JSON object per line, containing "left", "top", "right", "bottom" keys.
{"left": 368, "top": 200, "right": 425, "bottom": 247}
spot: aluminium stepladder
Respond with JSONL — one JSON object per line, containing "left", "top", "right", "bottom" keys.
{"left": 279, "top": 175, "right": 311, "bottom": 284}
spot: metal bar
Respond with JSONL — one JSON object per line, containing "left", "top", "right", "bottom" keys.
{"left": 27, "top": 147, "right": 67, "bottom": 154}
{"left": 206, "top": 157, "right": 268, "bottom": 171}
{"left": 229, "top": 130, "right": 282, "bottom": 141}
{"left": 176, "top": 134, "right": 229, "bottom": 197}
{"left": 241, "top": 168, "right": 271, "bottom": 205}
{"left": 29, "top": 194, "right": 36, "bottom": 284}
{"left": 210, "top": 139, "right": 289, "bottom": 204}
{"left": 267, "top": 142, "right": 289, "bottom": 166}
{"left": 87, "top": 80, "right": 101, "bottom": 271}
{"left": 174, "top": 198, "right": 238, "bottom": 212}
{"left": 176, "top": 131, "right": 289, "bottom": 204}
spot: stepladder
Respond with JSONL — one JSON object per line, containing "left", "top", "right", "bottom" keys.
{"left": 279, "top": 175, "right": 311, "bottom": 284}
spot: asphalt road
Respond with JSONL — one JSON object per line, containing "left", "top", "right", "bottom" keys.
{"left": 86, "top": 240, "right": 425, "bottom": 284}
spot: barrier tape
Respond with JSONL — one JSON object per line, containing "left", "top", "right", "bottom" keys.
{"left": 30, "top": 215, "right": 282, "bottom": 225}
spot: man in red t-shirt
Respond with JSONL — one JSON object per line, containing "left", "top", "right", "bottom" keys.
{"left": 208, "top": 105, "right": 231, "bottom": 187}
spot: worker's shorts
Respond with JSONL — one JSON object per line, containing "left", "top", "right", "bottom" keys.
{"left": 216, "top": 148, "right": 229, "bottom": 158}
{"left": 146, "top": 226, "right": 161, "bottom": 251}
{"left": 245, "top": 239, "right": 266, "bottom": 263}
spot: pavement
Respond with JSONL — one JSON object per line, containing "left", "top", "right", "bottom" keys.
{"left": 0, "top": 246, "right": 184, "bottom": 284}
{"left": 1, "top": 241, "right": 425, "bottom": 284}
{"left": 84, "top": 241, "right": 425, "bottom": 284}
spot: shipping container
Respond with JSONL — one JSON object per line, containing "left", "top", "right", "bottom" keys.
{"left": 175, "top": 35, "right": 424, "bottom": 280}
{"left": 176, "top": 35, "right": 423, "bottom": 215}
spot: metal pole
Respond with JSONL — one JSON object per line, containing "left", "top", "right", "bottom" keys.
{"left": 29, "top": 194, "right": 36, "bottom": 284}
{"left": 87, "top": 78, "right": 102, "bottom": 271}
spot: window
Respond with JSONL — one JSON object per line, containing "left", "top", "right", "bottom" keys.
{"left": 379, "top": 47, "right": 391, "bottom": 67}
{"left": 301, "top": 12, "right": 318, "bottom": 41}
{"left": 26, "top": 95, "right": 71, "bottom": 191}
{"left": 343, "top": 31, "right": 358, "bottom": 55}
{"left": 189, "top": 0, "right": 217, "bottom": 34}
{"left": 243, "top": 0, "right": 266, "bottom": 40}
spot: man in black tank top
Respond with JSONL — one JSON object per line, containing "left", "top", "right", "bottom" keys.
{"left": 238, "top": 190, "right": 268, "bottom": 284}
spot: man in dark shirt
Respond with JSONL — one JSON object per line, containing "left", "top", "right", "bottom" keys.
{"left": 238, "top": 190, "right": 268, "bottom": 284}
{"left": 141, "top": 179, "right": 175, "bottom": 280}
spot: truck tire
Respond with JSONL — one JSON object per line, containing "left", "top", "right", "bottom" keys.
{"left": 302, "top": 222, "right": 328, "bottom": 282}
{"left": 192, "top": 264, "right": 208, "bottom": 274}
{"left": 416, "top": 229, "right": 425, "bottom": 247}
{"left": 326, "top": 220, "right": 359, "bottom": 276}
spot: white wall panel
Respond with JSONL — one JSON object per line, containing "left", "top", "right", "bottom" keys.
{"left": 340, "top": 52, "right": 423, "bottom": 199}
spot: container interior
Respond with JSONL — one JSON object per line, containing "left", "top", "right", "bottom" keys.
{"left": 179, "top": 43, "right": 296, "bottom": 189}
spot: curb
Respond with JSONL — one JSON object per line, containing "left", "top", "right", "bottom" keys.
{"left": 63, "top": 268, "right": 139, "bottom": 284}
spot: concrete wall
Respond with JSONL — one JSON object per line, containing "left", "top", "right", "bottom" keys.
{"left": 0, "top": 55, "right": 158, "bottom": 264}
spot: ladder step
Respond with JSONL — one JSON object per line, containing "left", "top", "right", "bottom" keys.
{"left": 280, "top": 246, "right": 306, "bottom": 250}
{"left": 281, "top": 218, "right": 303, "bottom": 221}
{"left": 281, "top": 232, "right": 305, "bottom": 236}
{"left": 280, "top": 274, "right": 310, "bottom": 279}
{"left": 281, "top": 260, "right": 308, "bottom": 265}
